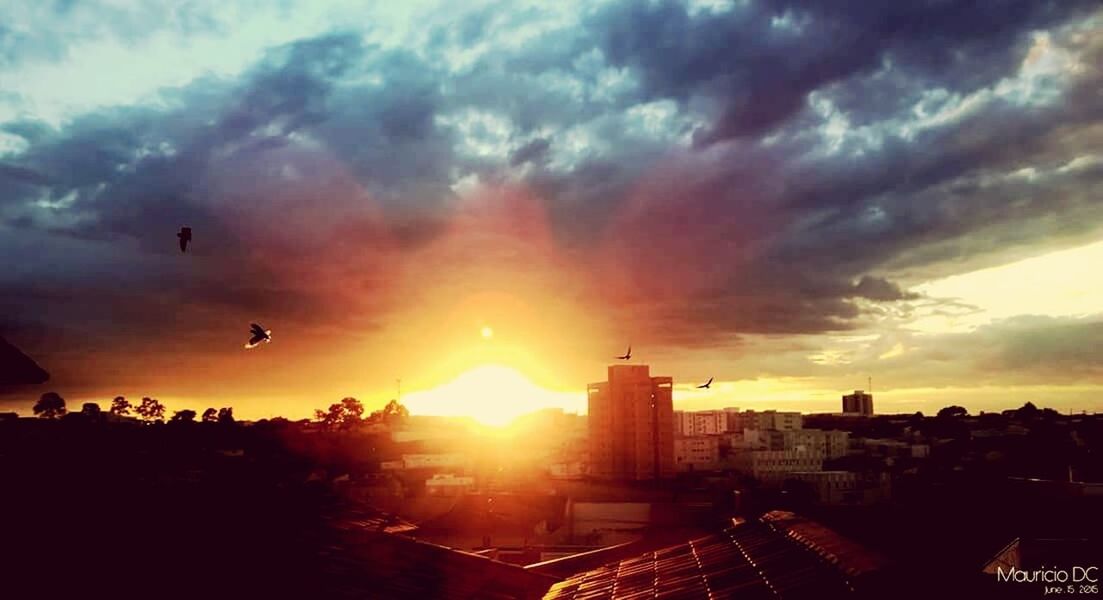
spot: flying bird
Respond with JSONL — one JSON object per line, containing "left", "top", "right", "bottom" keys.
{"left": 245, "top": 323, "right": 272, "bottom": 349}
{"left": 697, "top": 377, "right": 713, "bottom": 389}
{"left": 616, "top": 345, "right": 631, "bottom": 360}
{"left": 177, "top": 227, "right": 192, "bottom": 253}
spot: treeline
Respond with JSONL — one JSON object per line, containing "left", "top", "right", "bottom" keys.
{"left": 28, "top": 391, "right": 236, "bottom": 424}
{"left": 24, "top": 391, "right": 410, "bottom": 429}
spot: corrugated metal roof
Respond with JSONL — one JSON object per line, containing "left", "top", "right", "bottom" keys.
{"left": 544, "top": 512, "right": 884, "bottom": 599}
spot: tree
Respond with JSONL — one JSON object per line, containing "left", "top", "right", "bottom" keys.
{"left": 170, "top": 409, "right": 196, "bottom": 423}
{"left": 33, "top": 392, "right": 66, "bottom": 419}
{"left": 1016, "top": 402, "right": 1040, "bottom": 420}
{"left": 936, "top": 405, "right": 968, "bottom": 419}
{"left": 201, "top": 408, "right": 218, "bottom": 423}
{"left": 370, "top": 399, "right": 410, "bottom": 426}
{"left": 315, "top": 397, "right": 364, "bottom": 430}
{"left": 217, "top": 407, "right": 235, "bottom": 424}
{"left": 135, "top": 397, "right": 166, "bottom": 423}
{"left": 109, "top": 396, "right": 131, "bottom": 416}
{"left": 81, "top": 402, "right": 102, "bottom": 418}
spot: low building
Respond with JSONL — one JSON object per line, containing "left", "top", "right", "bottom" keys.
{"left": 784, "top": 471, "right": 891, "bottom": 505}
{"left": 400, "top": 453, "right": 468, "bottom": 470}
{"left": 425, "top": 474, "right": 476, "bottom": 496}
{"left": 745, "top": 428, "right": 850, "bottom": 459}
{"left": 674, "top": 436, "right": 721, "bottom": 472}
{"left": 673, "top": 410, "right": 727, "bottom": 436}
{"left": 548, "top": 461, "right": 587, "bottom": 480}
{"left": 726, "top": 410, "right": 803, "bottom": 432}
{"left": 733, "top": 449, "right": 824, "bottom": 481}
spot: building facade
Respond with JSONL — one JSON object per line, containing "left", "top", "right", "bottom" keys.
{"left": 588, "top": 365, "right": 675, "bottom": 480}
{"left": 673, "top": 409, "right": 727, "bottom": 436}
{"left": 726, "top": 410, "right": 803, "bottom": 432}
{"left": 674, "top": 436, "right": 721, "bottom": 472}
{"left": 744, "top": 428, "right": 850, "bottom": 459}
{"left": 733, "top": 449, "right": 825, "bottom": 481}
{"left": 842, "top": 390, "right": 874, "bottom": 416}
{"left": 785, "top": 471, "right": 891, "bottom": 505}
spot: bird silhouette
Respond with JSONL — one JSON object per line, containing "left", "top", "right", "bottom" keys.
{"left": 177, "top": 227, "right": 192, "bottom": 253}
{"left": 697, "top": 377, "right": 713, "bottom": 389}
{"left": 616, "top": 345, "right": 631, "bottom": 360}
{"left": 245, "top": 323, "right": 272, "bottom": 349}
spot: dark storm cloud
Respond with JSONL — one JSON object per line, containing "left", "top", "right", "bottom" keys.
{"left": 589, "top": 0, "right": 1099, "bottom": 144}
{"left": 0, "top": 31, "right": 460, "bottom": 373}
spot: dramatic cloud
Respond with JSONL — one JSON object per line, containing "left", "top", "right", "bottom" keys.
{"left": 0, "top": 0, "right": 1100, "bottom": 414}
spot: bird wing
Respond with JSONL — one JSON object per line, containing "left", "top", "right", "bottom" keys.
{"left": 250, "top": 323, "right": 265, "bottom": 336}
{"left": 245, "top": 334, "right": 266, "bottom": 349}
{"left": 707, "top": 377, "right": 713, "bottom": 386}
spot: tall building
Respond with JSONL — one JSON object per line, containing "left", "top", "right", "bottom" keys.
{"left": 588, "top": 365, "right": 675, "bottom": 480}
{"left": 842, "top": 390, "right": 874, "bottom": 416}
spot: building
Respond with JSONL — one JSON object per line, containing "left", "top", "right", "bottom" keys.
{"left": 674, "top": 436, "right": 721, "bottom": 472}
{"left": 673, "top": 409, "right": 727, "bottom": 436}
{"left": 425, "top": 474, "right": 476, "bottom": 496}
{"left": 785, "top": 471, "right": 891, "bottom": 505}
{"left": 588, "top": 365, "right": 675, "bottom": 480}
{"left": 543, "top": 511, "right": 890, "bottom": 599}
{"left": 382, "top": 453, "right": 469, "bottom": 471}
{"left": 726, "top": 409, "right": 803, "bottom": 432}
{"left": 842, "top": 390, "right": 874, "bottom": 416}
{"left": 744, "top": 428, "right": 850, "bottom": 459}
{"left": 733, "top": 449, "right": 824, "bottom": 481}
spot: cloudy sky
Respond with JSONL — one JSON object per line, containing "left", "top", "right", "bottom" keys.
{"left": 1, "top": 0, "right": 1101, "bottom": 420}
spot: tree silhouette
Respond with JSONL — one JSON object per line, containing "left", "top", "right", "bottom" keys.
{"left": 936, "top": 405, "right": 968, "bottom": 419}
{"left": 217, "top": 407, "right": 235, "bottom": 424}
{"left": 315, "top": 397, "right": 364, "bottom": 430}
{"left": 1016, "top": 402, "right": 1040, "bottom": 420}
{"left": 370, "top": 399, "right": 410, "bottom": 426}
{"left": 33, "top": 392, "right": 66, "bottom": 419}
{"left": 109, "top": 396, "right": 131, "bottom": 416}
{"left": 170, "top": 409, "right": 196, "bottom": 423}
{"left": 201, "top": 408, "right": 218, "bottom": 423}
{"left": 81, "top": 402, "right": 102, "bottom": 419}
{"left": 135, "top": 397, "right": 166, "bottom": 423}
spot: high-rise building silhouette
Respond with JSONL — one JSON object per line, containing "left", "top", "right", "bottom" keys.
{"left": 587, "top": 365, "right": 674, "bottom": 480}
{"left": 842, "top": 390, "right": 874, "bottom": 416}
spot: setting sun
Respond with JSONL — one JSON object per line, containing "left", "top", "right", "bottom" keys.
{"left": 400, "top": 364, "right": 583, "bottom": 426}
{"left": 481, "top": 326, "right": 494, "bottom": 339}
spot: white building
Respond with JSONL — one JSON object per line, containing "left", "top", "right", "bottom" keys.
{"left": 674, "top": 410, "right": 728, "bottom": 436}
{"left": 391, "top": 453, "right": 468, "bottom": 470}
{"left": 744, "top": 428, "right": 850, "bottom": 459}
{"left": 726, "top": 410, "right": 803, "bottom": 432}
{"left": 425, "top": 474, "right": 476, "bottom": 496}
{"left": 674, "top": 436, "right": 721, "bottom": 472}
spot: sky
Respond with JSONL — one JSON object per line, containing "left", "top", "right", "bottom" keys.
{"left": 1, "top": 0, "right": 1101, "bottom": 421}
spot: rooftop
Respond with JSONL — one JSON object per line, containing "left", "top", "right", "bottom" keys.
{"left": 543, "top": 511, "right": 887, "bottom": 599}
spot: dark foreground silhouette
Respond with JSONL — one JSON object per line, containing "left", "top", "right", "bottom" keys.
{"left": 0, "top": 335, "right": 49, "bottom": 385}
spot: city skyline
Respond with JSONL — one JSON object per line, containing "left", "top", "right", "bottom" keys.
{"left": 2, "top": 1, "right": 1102, "bottom": 420}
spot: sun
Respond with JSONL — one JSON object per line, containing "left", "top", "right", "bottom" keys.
{"left": 480, "top": 326, "right": 494, "bottom": 339}
{"left": 400, "top": 364, "right": 582, "bottom": 426}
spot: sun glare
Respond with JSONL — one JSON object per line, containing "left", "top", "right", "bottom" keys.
{"left": 481, "top": 326, "right": 494, "bottom": 339}
{"left": 401, "top": 364, "right": 583, "bottom": 426}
